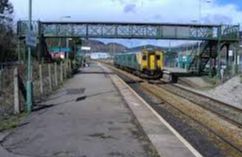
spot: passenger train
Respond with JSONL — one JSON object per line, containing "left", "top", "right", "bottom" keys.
{"left": 114, "top": 49, "right": 164, "bottom": 79}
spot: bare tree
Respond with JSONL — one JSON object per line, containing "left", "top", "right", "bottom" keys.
{"left": 0, "top": 0, "right": 16, "bottom": 62}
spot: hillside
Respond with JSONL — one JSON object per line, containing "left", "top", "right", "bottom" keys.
{"left": 80, "top": 40, "right": 201, "bottom": 54}
{"left": 128, "top": 44, "right": 169, "bottom": 52}
{"left": 82, "top": 40, "right": 128, "bottom": 53}
{"left": 81, "top": 40, "right": 171, "bottom": 53}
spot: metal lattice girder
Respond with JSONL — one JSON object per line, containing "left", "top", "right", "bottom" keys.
{"left": 17, "top": 21, "right": 240, "bottom": 41}
{"left": 17, "top": 20, "right": 39, "bottom": 37}
{"left": 221, "top": 25, "right": 240, "bottom": 41}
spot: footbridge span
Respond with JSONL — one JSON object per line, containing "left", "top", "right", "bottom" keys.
{"left": 17, "top": 21, "right": 240, "bottom": 74}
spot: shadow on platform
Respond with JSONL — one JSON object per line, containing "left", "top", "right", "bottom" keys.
{"left": 32, "top": 104, "right": 55, "bottom": 112}
{"left": 40, "top": 90, "right": 116, "bottom": 107}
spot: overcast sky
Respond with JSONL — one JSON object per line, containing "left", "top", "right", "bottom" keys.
{"left": 9, "top": 0, "right": 242, "bottom": 47}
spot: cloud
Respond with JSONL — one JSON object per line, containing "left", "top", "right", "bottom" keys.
{"left": 10, "top": 0, "right": 242, "bottom": 46}
{"left": 203, "top": 14, "right": 233, "bottom": 24}
{"left": 10, "top": 0, "right": 242, "bottom": 25}
{"left": 123, "top": 3, "right": 136, "bottom": 13}
{"left": 111, "top": 0, "right": 125, "bottom": 5}
{"left": 153, "top": 14, "right": 163, "bottom": 20}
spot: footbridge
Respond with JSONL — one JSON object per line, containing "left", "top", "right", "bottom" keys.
{"left": 18, "top": 21, "right": 239, "bottom": 41}
{"left": 17, "top": 21, "right": 240, "bottom": 74}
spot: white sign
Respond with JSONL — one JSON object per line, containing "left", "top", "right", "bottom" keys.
{"left": 26, "top": 32, "right": 37, "bottom": 47}
{"left": 229, "top": 50, "right": 233, "bottom": 57}
{"left": 81, "top": 46, "right": 91, "bottom": 51}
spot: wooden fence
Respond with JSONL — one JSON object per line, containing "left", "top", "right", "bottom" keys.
{"left": 0, "top": 60, "right": 72, "bottom": 118}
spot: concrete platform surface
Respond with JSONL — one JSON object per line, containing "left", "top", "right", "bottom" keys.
{"left": 164, "top": 67, "right": 188, "bottom": 73}
{"left": 0, "top": 63, "right": 152, "bottom": 157}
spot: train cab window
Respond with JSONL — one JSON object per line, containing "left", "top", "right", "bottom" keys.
{"left": 156, "top": 55, "right": 160, "bottom": 60}
{"left": 142, "top": 55, "right": 147, "bottom": 60}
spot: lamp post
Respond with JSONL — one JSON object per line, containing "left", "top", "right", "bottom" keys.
{"left": 196, "top": 0, "right": 211, "bottom": 73}
{"left": 62, "top": 16, "right": 71, "bottom": 58}
{"left": 199, "top": 0, "right": 201, "bottom": 23}
{"left": 66, "top": 38, "right": 72, "bottom": 59}
{"left": 26, "top": 0, "right": 33, "bottom": 113}
{"left": 191, "top": 20, "right": 201, "bottom": 72}
{"left": 58, "top": 16, "right": 71, "bottom": 56}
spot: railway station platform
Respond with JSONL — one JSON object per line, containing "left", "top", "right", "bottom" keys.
{"left": 162, "top": 67, "right": 196, "bottom": 82}
{"left": 164, "top": 67, "right": 188, "bottom": 73}
{"left": 0, "top": 62, "right": 201, "bottom": 157}
{"left": 163, "top": 67, "right": 195, "bottom": 76}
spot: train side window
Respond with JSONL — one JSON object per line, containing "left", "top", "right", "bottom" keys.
{"left": 142, "top": 55, "right": 147, "bottom": 60}
{"left": 156, "top": 55, "right": 160, "bottom": 60}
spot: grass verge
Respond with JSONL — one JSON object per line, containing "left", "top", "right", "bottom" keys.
{"left": 0, "top": 113, "right": 27, "bottom": 132}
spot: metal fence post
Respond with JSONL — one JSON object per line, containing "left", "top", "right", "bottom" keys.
{"left": 65, "top": 61, "right": 68, "bottom": 78}
{"left": 39, "top": 64, "right": 43, "bottom": 95}
{"left": 54, "top": 63, "right": 58, "bottom": 86}
{"left": 0, "top": 69, "right": 2, "bottom": 92}
{"left": 66, "top": 60, "right": 69, "bottom": 77}
{"left": 63, "top": 61, "right": 66, "bottom": 80}
{"left": 14, "top": 67, "right": 20, "bottom": 114}
{"left": 68, "top": 60, "right": 72, "bottom": 77}
{"left": 60, "top": 62, "right": 63, "bottom": 83}
{"left": 48, "top": 64, "right": 52, "bottom": 91}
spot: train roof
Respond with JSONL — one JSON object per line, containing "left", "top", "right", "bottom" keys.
{"left": 115, "top": 52, "right": 139, "bottom": 56}
{"left": 115, "top": 49, "right": 163, "bottom": 56}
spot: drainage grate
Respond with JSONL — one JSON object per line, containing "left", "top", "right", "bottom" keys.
{"left": 66, "top": 88, "right": 86, "bottom": 95}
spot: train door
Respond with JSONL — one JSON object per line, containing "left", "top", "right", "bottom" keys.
{"left": 148, "top": 53, "right": 156, "bottom": 71}
{"left": 140, "top": 52, "right": 147, "bottom": 72}
{"left": 156, "top": 53, "right": 161, "bottom": 70}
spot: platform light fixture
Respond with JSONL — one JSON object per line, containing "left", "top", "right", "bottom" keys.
{"left": 58, "top": 16, "right": 72, "bottom": 54}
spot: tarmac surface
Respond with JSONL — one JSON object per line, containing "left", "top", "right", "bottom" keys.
{"left": 0, "top": 63, "right": 153, "bottom": 157}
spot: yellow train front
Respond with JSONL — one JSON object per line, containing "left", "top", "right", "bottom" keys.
{"left": 114, "top": 49, "right": 164, "bottom": 79}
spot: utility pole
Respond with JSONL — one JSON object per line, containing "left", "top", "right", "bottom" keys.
{"left": 197, "top": 0, "right": 211, "bottom": 74}
{"left": 199, "top": 0, "right": 211, "bottom": 23}
{"left": 199, "top": 0, "right": 201, "bottom": 23}
{"left": 66, "top": 38, "right": 72, "bottom": 59}
{"left": 59, "top": 16, "right": 71, "bottom": 59}
{"left": 26, "top": 0, "right": 33, "bottom": 113}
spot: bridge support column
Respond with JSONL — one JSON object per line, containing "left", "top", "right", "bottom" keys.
{"left": 209, "top": 43, "right": 212, "bottom": 77}
{"left": 235, "top": 43, "right": 240, "bottom": 74}
{"left": 217, "top": 42, "right": 222, "bottom": 79}
{"left": 216, "top": 27, "right": 222, "bottom": 80}
{"left": 225, "top": 44, "right": 230, "bottom": 71}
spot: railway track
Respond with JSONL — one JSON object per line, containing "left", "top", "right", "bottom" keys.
{"left": 159, "top": 83, "right": 242, "bottom": 128}
{"left": 101, "top": 62, "right": 242, "bottom": 157}
{"left": 141, "top": 83, "right": 242, "bottom": 156}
